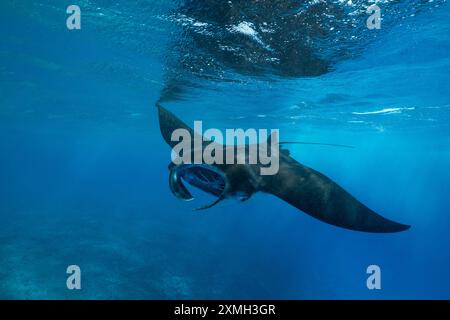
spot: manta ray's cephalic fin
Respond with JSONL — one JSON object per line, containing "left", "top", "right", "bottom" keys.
{"left": 194, "top": 195, "right": 226, "bottom": 211}
{"left": 169, "top": 165, "right": 226, "bottom": 210}
{"left": 169, "top": 167, "right": 194, "bottom": 201}
{"left": 169, "top": 166, "right": 226, "bottom": 210}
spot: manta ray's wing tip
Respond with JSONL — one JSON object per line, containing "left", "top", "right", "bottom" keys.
{"left": 366, "top": 214, "right": 411, "bottom": 233}
{"left": 381, "top": 222, "right": 411, "bottom": 233}
{"left": 400, "top": 223, "right": 411, "bottom": 231}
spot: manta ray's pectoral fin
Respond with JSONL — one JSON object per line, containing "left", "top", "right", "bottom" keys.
{"left": 280, "top": 148, "right": 290, "bottom": 156}
{"left": 169, "top": 167, "right": 194, "bottom": 201}
{"left": 194, "top": 195, "right": 225, "bottom": 211}
{"left": 263, "top": 157, "right": 410, "bottom": 233}
{"left": 157, "top": 104, "right": 196, "bottom": 149}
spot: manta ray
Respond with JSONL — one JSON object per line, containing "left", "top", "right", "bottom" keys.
{"left": 157, "top": 104, "right": 410, "bottom": 233}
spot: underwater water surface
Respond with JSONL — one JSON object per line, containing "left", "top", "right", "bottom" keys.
{"left": 1, "top": 0, "right": 450, "bottom": 299}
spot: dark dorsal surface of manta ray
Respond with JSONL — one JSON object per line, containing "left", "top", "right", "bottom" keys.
{"left": 157, "top": 104, "right": 410, "bottom": 233}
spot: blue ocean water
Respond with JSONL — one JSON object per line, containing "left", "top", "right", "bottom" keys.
{"left": 0, "top": 0, "right": 449, "bottom": 299}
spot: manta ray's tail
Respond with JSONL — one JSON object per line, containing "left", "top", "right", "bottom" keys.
{"left": 278, "top": 141, "right": 355, "bottom": 149}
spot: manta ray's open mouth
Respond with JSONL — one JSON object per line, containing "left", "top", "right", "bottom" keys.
{"left": 169, "top": 163, "right": 229, "bottom": 210}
